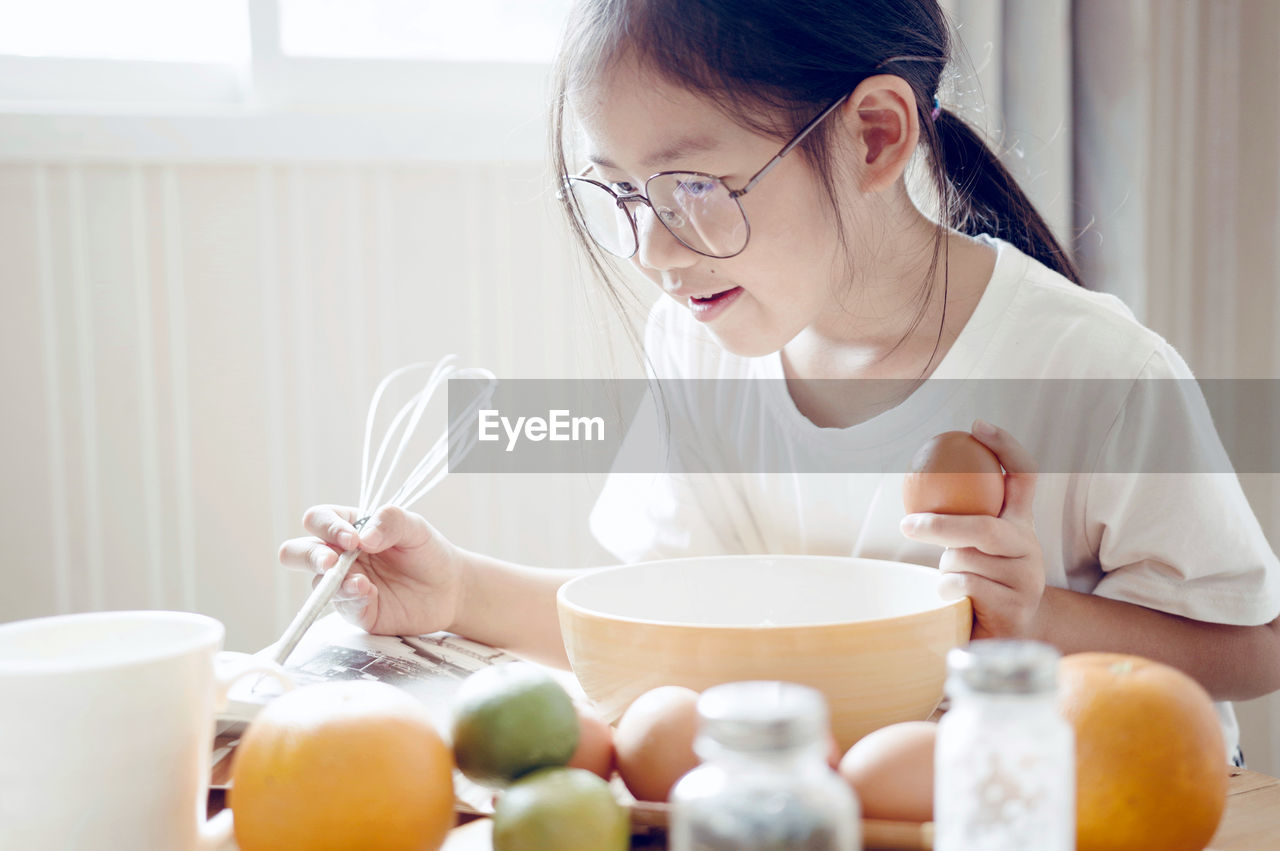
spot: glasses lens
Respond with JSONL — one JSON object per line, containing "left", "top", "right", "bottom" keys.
{"left": 646, "top": 173, "right": 748, "bottom": 258}
{"left": 565, "top": 178, "right": 636, "bottom": 258}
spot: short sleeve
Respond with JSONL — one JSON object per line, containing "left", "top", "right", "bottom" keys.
{"left": 1086, "top": 344, "right": 1280, "bottom": 625}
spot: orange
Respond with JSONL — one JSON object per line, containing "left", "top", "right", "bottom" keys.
{"left": 902, "top": 431, "right": 1005, "bottom": 516}
{"left": 1058, "top": 653, "right": 1228, "bottom": 851}
{"left": 230, "top": 680, "right": 455, "bottom": 851}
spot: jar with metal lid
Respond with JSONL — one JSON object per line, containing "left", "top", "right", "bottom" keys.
{"left": 934, "top": 639, "right": 1075, "bottom": 850}
{"left": 668, "top": 681, "right": 860, "bottom": 851}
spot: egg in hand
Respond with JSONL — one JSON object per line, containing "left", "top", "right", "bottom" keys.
{"left": 902, "top": 431, "right": 1005, "bottom": 516}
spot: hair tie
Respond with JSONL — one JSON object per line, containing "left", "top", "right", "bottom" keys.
{"left": 930, "top": 96, "right": 942, "bottom": 121}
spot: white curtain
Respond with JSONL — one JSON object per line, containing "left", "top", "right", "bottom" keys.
{"left": 943, "top": 0, "right": 1280, "bottom": 775}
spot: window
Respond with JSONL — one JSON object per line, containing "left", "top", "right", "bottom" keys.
{"left": 279, "top": 0, "right": 573, "bottom": 63}
{"left": 0, "top": 0, "right": 248, "bottom": 62}
{"left": 0, "top": 0, "right": 574, "bottom": 104}
{"left": 0, "top": 0, "right": 575, "bottom": 159}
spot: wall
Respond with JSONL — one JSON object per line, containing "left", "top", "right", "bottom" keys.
{"left": 0, "top": 161, "right": 636, "bottom": 652}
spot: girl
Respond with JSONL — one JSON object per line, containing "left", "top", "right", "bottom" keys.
{"left": 278, "top": 0, "right": 1280, "bottom": 761}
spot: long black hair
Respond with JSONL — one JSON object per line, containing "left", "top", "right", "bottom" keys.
{"left": 549, "top": 0, "right": 1082, "bottom": 361}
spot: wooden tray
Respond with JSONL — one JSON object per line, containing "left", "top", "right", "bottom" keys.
{"left": 627, "top": 800, "right": 933, "bottom": 850}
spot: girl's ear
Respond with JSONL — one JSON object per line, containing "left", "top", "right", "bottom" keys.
{"left": 841, "top": 74, "right": 921, "bottom": 194}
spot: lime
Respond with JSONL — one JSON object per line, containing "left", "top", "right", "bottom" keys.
{"left": 451, "top": 662, "right": 579, "bottom": 786}
{"left": 492, "top": 767, "right": 629, "bottom": 851}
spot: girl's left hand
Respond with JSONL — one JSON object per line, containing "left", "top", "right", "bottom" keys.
{"left": 899, "top": 420, "right": 1045, "bottom": 641}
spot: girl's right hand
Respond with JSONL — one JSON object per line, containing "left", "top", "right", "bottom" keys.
{"left": 277, "top": 504, "right": 466, "bottom": 637}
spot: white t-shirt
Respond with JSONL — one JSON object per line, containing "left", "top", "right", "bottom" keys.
{"left": 590, "top": 236, "right": 1280, "bottom": 759}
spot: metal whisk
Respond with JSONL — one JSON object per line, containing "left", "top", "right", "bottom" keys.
{"left": 272, "top": 357, "right": 496, "bottom": 665}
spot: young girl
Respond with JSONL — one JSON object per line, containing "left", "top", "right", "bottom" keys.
{"left": 278, "top": 0, "right": 1280, "bottom": 762}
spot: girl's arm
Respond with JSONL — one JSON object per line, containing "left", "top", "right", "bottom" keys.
{"left": 280, "top": 504, "right": 584, "bottom": 669}
{"left": 450, "top": 549, "right": 579, "bottom": 668}
{"left": 346, "top": 527, "right": 1280, "bottom": 692}
{"left": 901, "top": 421, "right": 1280, "bottom": 701}
{"left": 1031, "top": 588, "right": 1280, "bottom": 701}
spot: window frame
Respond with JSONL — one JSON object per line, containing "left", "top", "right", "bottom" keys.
{"left": 0, "top": 0, "right": 558, "bottom": 161}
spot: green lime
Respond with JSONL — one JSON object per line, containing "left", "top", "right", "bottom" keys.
{"left": 450, "top": 662, "right": 579, "bottom": 786}
{"left": 492, "top": 767, "right": 629, "bottom": 851}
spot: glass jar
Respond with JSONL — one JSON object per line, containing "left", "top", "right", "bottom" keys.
{"left": 668, "top": 681, "right": 859, "bottom": 851}
{"left": 934, "top": 640, "right": 1075, "bottom": 851}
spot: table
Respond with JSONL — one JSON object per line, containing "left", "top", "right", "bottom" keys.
{"left": 437, "top": 767, "right": 1280, "bottom": 850}
{"left": 1211, "top": 769, "right": 1280, "bottom": 849}
{"left": 208, "top": 767, "right": 1280, "bottom": 849}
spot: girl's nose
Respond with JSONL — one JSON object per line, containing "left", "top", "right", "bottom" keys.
{"left": 634, "top": 205, "right": 698, "bottom": 272}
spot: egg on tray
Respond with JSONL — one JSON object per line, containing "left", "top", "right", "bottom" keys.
{"left": 837, "top": 720, "right": 937, "bottom": 823}
{"left": 613, "top": 685, "right": 701, "bottom": 803}
{"left": 567, "top": 700, "right": 616, "bottom": 781}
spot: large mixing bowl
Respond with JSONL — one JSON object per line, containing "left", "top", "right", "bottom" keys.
{"left": 557, "top": 554, "right": 971, "bottom": 749}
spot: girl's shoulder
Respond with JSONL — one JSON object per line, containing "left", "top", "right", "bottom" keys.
{"left": 973, "top": 239, "right": 1179, "bottom": 381}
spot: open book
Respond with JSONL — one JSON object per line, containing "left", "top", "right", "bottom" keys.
{"left": 211, "top": 612, "right": 524, "bottom": 814}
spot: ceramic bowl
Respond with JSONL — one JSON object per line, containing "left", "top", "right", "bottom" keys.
{"left": 556, "top": 554, "right": 970, "bottom": 749}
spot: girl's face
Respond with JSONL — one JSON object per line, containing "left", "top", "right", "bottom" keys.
{"left": 573, "top": 63, "right": 859, "bottom": 358}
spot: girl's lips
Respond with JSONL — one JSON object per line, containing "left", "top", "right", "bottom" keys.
{"left": 688, "top": 286, "right": 743, "bottom": 322}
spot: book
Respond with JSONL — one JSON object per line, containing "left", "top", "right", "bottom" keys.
{"left": 211, "top": 612, "right": 526, "bottom": 814}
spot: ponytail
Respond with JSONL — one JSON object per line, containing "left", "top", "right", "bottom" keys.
{"left": 929, "top": 108, "right": 1082, "bottom": 285}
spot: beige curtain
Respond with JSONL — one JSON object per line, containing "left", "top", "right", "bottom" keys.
{"left": 942, "top": 0, "right": 1280, "bottom": 775}
{"left": 941, "top": 0, "right": 1074, "bottom": 247}
{"left": 942, "top": 0, "right": 1280, "bottom": 369}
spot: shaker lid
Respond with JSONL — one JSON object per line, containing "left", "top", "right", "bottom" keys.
{"left": 946, "top": 639, "right": 1060, "bottom": 695}
{"left": 696, "top": 681, "right": 829, "bottom": 751}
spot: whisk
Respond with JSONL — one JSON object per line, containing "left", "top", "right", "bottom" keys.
{"left": 272, "top": 357, "right": 497, "bottom": 665}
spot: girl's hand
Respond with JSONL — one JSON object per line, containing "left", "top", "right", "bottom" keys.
{"left": 277, "top": 504, "right": 466, "bottom": 636}
{"left": 899, "top": 420, "right": 1046, "bottom": 640}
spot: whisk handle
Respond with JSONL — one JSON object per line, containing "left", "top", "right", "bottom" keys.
{"left": 272, "top": 548, "right": 360, "bottom": 666}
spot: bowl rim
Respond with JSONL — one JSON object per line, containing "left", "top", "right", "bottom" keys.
{"left": 555, "top": 553, "right": 969, "bottom": 631}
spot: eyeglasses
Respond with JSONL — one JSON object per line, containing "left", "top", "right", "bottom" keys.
{"left": 561, "top": 94, "right": 850, "bottom": 260}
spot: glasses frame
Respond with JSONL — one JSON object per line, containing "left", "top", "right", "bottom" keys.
{"left": 563, "top": 93, "right": 851, "bottom": 260}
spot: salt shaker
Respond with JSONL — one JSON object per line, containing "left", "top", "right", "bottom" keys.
{"left": 934, "top": 640, "right": 1075, "bottom": 851}
{"left": 668, "top": 681, "right": 859, "bottom": 851}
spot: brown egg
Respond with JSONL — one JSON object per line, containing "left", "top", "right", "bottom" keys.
{"left": 566, "top": 701, "right": 616, "bottom": 781}
{"left": 613, "top": 686, "right": 701, "bottom": 802}
{"left": 825, "top": 728, "right": 842, "bottom": 771}
{"left": 837, "top": 721, "right": 937, "bottom": 823}
{"left": 902, "top": 431, "right": 1005, "bottom": 516}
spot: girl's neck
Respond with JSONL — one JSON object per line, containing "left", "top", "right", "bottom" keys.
{"left": 780, "top": 220, "right": 996, "bottom": 428}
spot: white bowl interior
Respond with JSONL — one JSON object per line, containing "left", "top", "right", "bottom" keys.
{"left": 561, "top": 556, "right": 947, "bottom": 627}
